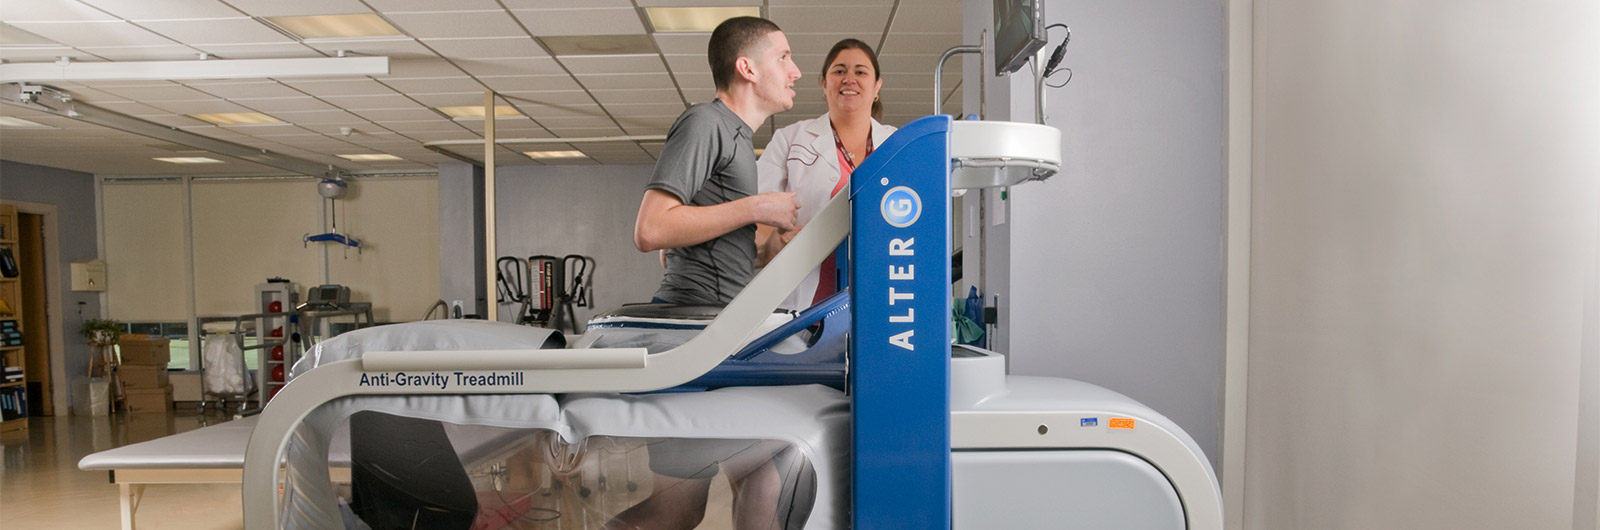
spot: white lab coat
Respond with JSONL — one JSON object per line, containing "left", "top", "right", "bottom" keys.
{"left": 758, "top": 113, "right": 898, "bottom": 311}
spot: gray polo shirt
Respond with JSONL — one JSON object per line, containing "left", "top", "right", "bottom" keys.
{"left": 647, "top": 99, "right": 758, "bottom": 306}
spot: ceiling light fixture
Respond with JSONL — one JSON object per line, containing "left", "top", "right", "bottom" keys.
{"left": 524, "top": 150, "right": 585, "bottom": 159}
{"left": 264, "top": 14, "right": 403, "bottom": 40}
{"left": 0, "top": 116, "right": 54, "bottom": 128}
{"left": 645, "top": 7, "right": 762, "bottom": 32}
{"left": 190, "top": 112, "right": 284, "bottom": 125}
{"left": 337, "top": 153, "right": 403, "bottom": 161}
{"left": 436, "top": 105, "right": 523, "bottom": 120}
{"left": 154, "top": 157, "right": 224, "bottom": 164}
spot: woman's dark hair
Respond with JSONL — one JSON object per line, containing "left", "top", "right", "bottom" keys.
{"left": 822, "top": 38, "right": 883, "bottom": 121}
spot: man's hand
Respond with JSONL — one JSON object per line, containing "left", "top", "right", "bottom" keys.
{"left": 756, "top": 224, "right": 802, "bottom": 267}
{"left": 749, "top": 191, "right": 800, "bottom": 231}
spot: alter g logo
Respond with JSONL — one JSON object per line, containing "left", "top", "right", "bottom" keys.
{"left": 881, "top": 186, "right": 921, "bottom": 228}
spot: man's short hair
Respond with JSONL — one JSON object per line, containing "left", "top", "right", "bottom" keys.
{"left": 708, "top": 16, "right": 782, "bottom": 91}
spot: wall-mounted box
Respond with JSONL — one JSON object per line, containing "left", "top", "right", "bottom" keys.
{"left": 71, "top": 259, "right": 106, "bottom": 291}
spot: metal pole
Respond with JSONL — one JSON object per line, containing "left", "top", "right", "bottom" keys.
{"left": 934, "top": 45, "right": 983, "bottom": 115}
{"left": 484, "top": 91, "right": 498, "bottom": 322}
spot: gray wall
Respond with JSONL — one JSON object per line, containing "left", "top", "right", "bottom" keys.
{"left": 438, "top": 162, "right": 487, "bottom": 318}
{"left": 1245, "top": 1, "right": 1600, "bottom": 528}
{"left": 0, "top": 160, "right": 103, "bottom": 411}
{"left": 493, "top": 164, "right": 665, "bottom": 325}
{"left": 966, "top": 0, "right": 1228, "bottom": 469}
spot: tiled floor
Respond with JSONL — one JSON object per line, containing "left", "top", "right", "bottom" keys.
{"left": 1, "top": 408, "right": 245, "bottom": 529}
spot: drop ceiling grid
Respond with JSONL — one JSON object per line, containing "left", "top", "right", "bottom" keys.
{"left": 0, "top": 0, "right": 962, "bottom": 173}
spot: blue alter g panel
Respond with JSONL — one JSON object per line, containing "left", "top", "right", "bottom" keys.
{"left": 848, "top": 115, "right": 952, "bottom": 529}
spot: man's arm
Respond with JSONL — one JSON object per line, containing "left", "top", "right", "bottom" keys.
{"left": 633, "top": 189, "right": 800, "bottom": 252}
{"left": 754, "top": 224, "right": 800, "bottom": 267}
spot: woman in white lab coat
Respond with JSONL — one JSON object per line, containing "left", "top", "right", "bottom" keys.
{"left": 757, "top": 38, "right": 898, "bottom": 311}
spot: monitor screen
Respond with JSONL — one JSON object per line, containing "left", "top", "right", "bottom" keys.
{"left": 994, "top": 0, "right": 1046, "bottom": 75}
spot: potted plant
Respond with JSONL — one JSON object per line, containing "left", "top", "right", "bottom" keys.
{"left": 81, "top": 318, "right": 122, "bottom": 346}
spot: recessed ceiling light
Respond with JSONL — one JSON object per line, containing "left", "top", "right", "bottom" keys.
{"left": 337, "top": 153, "right": 403, "bottom": 161}
{"left": 645, "top": 7, "right": 762, "bottom": 33}
{"left": 538, "top": 35, "right": 659, "bottom": 57}
{"left": 154, "top": 157, "right": 224, "bottom": 164}
{"left": 264, "top": 14, "right": 403, "bottom": 40}
{"left": 436, "top": 105, "right": 523, "bottom": 120}
{"left": 0, "top": 23, "right": 60, "bottom": 46}
{"left": 524, "top": 150, "right": 585, "bottom": 159}
{"left": 0, "top": 117, "right": 54, "bottom": 128}
{"left": 190, "top": 112, "right": 284, "bottom": 125}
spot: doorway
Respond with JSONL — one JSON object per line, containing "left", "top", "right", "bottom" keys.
{"left": 17, "top": 213, "right": 51, "bottom": 416}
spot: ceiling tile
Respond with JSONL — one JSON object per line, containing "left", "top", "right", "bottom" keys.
{"left": 456, "top": 117, "right": 540, "bottom": 132}
{"left": 223, "top": 0, "right": 373, "bottom": 17}
{"left": 588, "top": 89, "right": 683, "bottom": 105}
{"left": 615, "top": 116, "right": 676, "bottom": 130}
{"left": 407, "top": 93, "right": 491, "bottom": 107}
{"left": 496, "top": 90, "right": 596, "bottom": 105}
{"left": 541, "top": 125, "right": 625, "bottom": 137}
{"left": 573, "top": 72, "right": 675, "bottom": 90}
{"left": 316, "top": 94, "right": 421, "bottom": 110}
{"left": 9, "top": 21, "right": 176, "bottom": 47}
{"left": 476, "top": 75, "right": 580, "bottom": 92}
{"left": 379, "top": 77, "right": 483, "bottom": 94}
{"left": 364, "top": 0, "right": 506, "bottom": 12}
{"left": 652, "top": 34, "right": 709, "bottom": 55}
{"left": 0, "top": 2, "right": 120, "bottom": 22}
{"left": 453, "top": 57, "right": 564, "bottom": 77}
{"left": 231, "top": 96, "right": 338, "bottom": 112}
{"left": 500, "top": 0, "right": 633, "bottom": 8}
{"left": 271, "top": 110, "right": 363, "bottom": 124}
{"left": 887, "top": 5, "right": 963, "bottom": 33}
{"left": 76, "top": 45, "right": 204, "bottom": 60}
{"left": 143, "top": 99, "right": 254, "bottom": 114}
{"left": 769, "top": 5, "right": 892, "bottom": 35}
{"left": 768, "top": 0, "right": 893, "bottom": 4}
{"left": 422, "top": 37, "right": 548, "bottom": 60}
{"left": 87, "top": 101, "right": 175, "bottom": 114}
{"left": 79, "top": 0, "right": 246, "bottom": 20}
{"left": 601, "top": 101, "right": 687, "bottom": 117}
{"left": 351, "top": 108, "right": 445, "bottom": 121}
{"left": 283, "top": 79, "right": 398, "bottom": 96}
{"left": 402, "top": 130, "right": 481, "bottom": 142}
{"left": 137, "top": 18, "right": 293, "bottom": 45}
{"left": 197, "top": 42, "right": 322, "bottom": 59}
{"left": 512, "top": 103, "right": 605, "bottom": 119}
{"left": 534, "top": 116, "right": 617, "bottom": 129}
{"left": 377, "top": 120, "right": 466, "bottom": 134}
{"left": 634, "top": 0, "right": 760, "bottom": 6}
{"left": 558, "top": 54, "right": 664, "bottom": 75}
{"left": 877, "top": 32, "right": 964, "bottom": 55}
{"left": 98, "top": 84, "right": 215, "bottom": 101}
{"left": 510, "top": 9, "right": 644, "bottom": 37}
{"left": 662, "top": 55, "right": 709, "bottom": 75}
{"left": 185, "top": 81, "right": 304, "bottom": 99}
{"left": 306, "top": 38, "right": 434, "bottom": 59}
{"left": 386, "top": 12, "right": 526, "bottom": 39}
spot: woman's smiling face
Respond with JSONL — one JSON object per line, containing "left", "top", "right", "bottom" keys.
{"left": 823, "top": 48, "right": 882, "bottom": 116}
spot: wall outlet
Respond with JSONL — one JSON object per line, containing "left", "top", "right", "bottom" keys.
{"left": 450, "top": 300, "right": 465, "bottom": 319}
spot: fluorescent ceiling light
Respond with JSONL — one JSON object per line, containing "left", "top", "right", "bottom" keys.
{"left": 538, "top": 35, "right": 658, "bottom": 56}
{"left": 190, "top": 112, "right": 284, "bottom": 125}
{"left": 524, "top": 150, "right": 585, "bottom": 159}
{"left": 645, "top": 7, "right": 762, "bottom": 32}
{"left": 154, "top": 157, "right": 224, "bottom": 164}
{"left": 0, "top": 23, "right": 59, "bottom": 46}
{"left": 265, "top": 14, "right": 403, "bottom": 40}
{"left": 0, "top": 117, "right": 54, "bottom": 128}
{"left": 337, "top": 153, "right": 403, "bottom": 161}
{"left": 436, "top": 105, "right": 523, "bottom": 120}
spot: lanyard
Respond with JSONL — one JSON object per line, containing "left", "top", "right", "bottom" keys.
{"left": 832, "top": 126, "right": 874, "bottom": 171}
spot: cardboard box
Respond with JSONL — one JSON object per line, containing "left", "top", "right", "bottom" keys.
{"left": 123, "top": 385, "right": 173, "bottom": 414}
{"left": 118, "top": 336, "right": 171, "bottom": 365}
{"left": 120, "top": 364, "right": 170, "bottom": 389}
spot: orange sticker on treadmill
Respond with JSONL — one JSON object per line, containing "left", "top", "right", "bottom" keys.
{"left": 1109, "top": 418, "right": 1136, "bottom": 430}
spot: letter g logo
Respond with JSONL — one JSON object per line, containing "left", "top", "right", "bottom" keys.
{"left": 881, "top": 186, "right": 921, "bottom": 228}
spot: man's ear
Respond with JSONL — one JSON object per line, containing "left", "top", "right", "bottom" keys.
{"left": 735, "top": 56, "right": 758, "bottom": 83}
